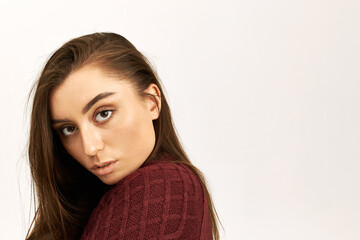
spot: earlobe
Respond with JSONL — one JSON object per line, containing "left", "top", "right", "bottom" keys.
{"left": 145, "top": 84, "right": 161, "bottom": 120}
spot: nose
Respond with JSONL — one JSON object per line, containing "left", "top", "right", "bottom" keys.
{"left": 80, "top": 125, "right": 104, "bottom": 157}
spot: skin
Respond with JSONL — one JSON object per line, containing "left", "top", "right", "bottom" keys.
{"left": 49, "top": 65, "right": 161, "bottom": 185}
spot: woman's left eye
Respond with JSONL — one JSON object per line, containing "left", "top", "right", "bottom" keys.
{"left": 95, "top": 110, "right": 113, "bottom": 122}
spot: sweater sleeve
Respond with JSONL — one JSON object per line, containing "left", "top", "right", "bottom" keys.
{"left": 80, "top": 161, "right": 212, "bottom": 240}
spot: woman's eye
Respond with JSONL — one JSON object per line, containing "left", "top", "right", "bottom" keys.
{"left": 95, "top": 110, "right": 113, "bottom": 122}
{"left": 61, "top": 126, "right": 77, "bottom": 136}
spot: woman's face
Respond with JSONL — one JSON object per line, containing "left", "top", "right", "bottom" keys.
{"left": 49, "top": 65, "right": 161, "bottom": 185}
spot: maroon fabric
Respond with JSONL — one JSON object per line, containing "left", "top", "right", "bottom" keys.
{"left": 80, "top": 153, "right": 212, "bottom": 240}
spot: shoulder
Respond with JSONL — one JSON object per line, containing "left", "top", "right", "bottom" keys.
{"left": 109, "top": 159, "right": 205, "bottom": 219}
{"left": 108, "top": 157, "right": 204, "bottom": 202}
{"left": 81, "top": 156, "right": 208, "bottom": 239}
{"left": 130, "top": 159, "right": 201, "bottom": 189}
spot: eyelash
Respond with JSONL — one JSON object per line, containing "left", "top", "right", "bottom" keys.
{"left": 94, "top": 108, "right": 114, "bottom": 123}
{"left": 58, "top": 108, "right": 115, "bottom": 138}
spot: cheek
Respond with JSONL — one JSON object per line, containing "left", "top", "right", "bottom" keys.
{"left": 106, "top": 110, "right": 155, "bottom": 153}
{"left": 113, "top": 116, "right": 143, "bottom": 149}
{"left": 62, "top": 140, "right": 85, "bottom": 164}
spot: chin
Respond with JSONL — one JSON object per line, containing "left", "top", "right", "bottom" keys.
{"left": 98, "top": 175, "right": 122, "bottom": 185}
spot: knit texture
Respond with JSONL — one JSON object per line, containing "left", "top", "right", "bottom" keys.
{"left": 80, "top": 152, "right": 212, "bottom": 240}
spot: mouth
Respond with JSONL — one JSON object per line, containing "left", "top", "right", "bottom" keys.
{"left": 92, "top": 160, "right": 118, "bottom": 176}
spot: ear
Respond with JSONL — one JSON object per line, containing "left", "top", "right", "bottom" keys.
{"left": 144, "top": 83, "right": 161, "bottom": 120}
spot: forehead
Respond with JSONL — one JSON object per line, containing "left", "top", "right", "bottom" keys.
{"left": 49, "top": 66, "right": 136, "bottom": 118}
{"left": 55, "top": 66, "right": 128, "bottom": 94}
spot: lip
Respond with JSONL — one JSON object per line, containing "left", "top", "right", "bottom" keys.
{"left": 92, "top": 160, "right": 118, "bottom": 176}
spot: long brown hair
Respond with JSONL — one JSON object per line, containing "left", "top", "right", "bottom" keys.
{"left": 26, "top": 32, "right": 221, "bottom": 239}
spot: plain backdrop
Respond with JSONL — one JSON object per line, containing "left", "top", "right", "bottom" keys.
{"left": 1, "top": 0, "right": 359, "bottom": 239}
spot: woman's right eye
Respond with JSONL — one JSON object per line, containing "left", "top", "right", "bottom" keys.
{"left": 61, "top": 126, "right": 77, "bottom": 137}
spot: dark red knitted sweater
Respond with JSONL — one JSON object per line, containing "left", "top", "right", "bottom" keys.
{"left": 80, "top": 153, "right": 212, "bottom": 239}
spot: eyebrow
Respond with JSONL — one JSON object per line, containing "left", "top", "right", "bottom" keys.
{"left": 51, "top": 91, "right": 117, "bottom": 125}
{"left": 82, "top": 91, "right": 116, "bottom": 114}
{"left": 51, "top": 119, "right": 71, "bottom": 124}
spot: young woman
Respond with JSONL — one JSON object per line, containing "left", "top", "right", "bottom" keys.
{"left": 26, "top": 32, "right": 221, "bottom": 240}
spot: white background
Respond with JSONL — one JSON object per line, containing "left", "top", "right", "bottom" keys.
{"left": 1, "top": 0, "right": 359, "bottom": 239}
